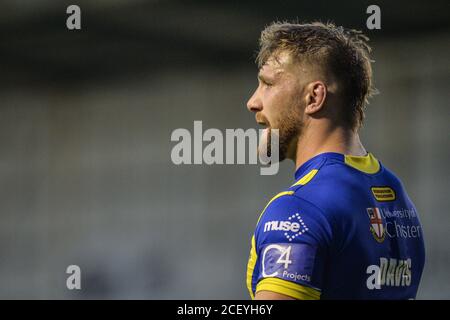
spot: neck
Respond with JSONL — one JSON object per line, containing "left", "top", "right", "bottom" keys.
{"left": 292, "top": 123, "right": 367, "bottom": 171}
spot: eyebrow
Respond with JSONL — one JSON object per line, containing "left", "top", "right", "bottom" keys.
{"left": 258, "top": 70, "right": 283, "bottom": 82}
{"left": 258, "top": 73, "right": 268, "bottom": 82}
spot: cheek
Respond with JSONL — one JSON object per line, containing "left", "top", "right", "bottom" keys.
{"left": 265, "top": 87, "right": 288, "bottom": 110}
{"left": 269, "top": 89, "right": 297, "bottom": 121}
{"left": 263, "top": 83, "right": 300, "bottom": 125}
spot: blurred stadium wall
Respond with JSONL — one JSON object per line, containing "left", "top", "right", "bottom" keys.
{"left": 0, "top": 0, "right": 449, "bottom": 299}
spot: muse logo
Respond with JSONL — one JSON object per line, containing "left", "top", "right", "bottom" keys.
{"left": 264, "top": 213, "right": 308, "bottom": 242}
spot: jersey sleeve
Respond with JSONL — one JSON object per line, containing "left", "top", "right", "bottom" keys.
{"left": 253, "top": 193, "right": 333, "bottom": 299}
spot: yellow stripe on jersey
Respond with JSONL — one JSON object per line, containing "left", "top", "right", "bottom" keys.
{"left": 344, "top": 152, "right": 380, "bottom": 174}
{"left": 248, "top": 191, "right": 295, "bottom": 299}
{"left": 291, "top": 169, "right": 319, "bottom": 187}
{"left": 256, "top": 277, "right": 321, "bottom": 300}
{"left": 246, "top": 235, "right": 257, "bottom": 299}
{"left": 256, "top": 191, "right": 294, "bottom": 224}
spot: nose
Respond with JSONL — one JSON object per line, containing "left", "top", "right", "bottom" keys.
{"left": 246, "top": 90, "right": 262, "bottom": 113}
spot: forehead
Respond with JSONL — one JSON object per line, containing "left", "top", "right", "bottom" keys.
{"left": 259, "top": 51, "right": 297, "bottom": 77}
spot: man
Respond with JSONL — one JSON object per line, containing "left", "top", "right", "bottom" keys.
{"left": 245, "top": 22, "right": 425, "bottom": 300}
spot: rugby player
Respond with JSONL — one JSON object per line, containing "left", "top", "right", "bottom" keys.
{"left": 245, "top": 22, "right": 425, "bottom": 300}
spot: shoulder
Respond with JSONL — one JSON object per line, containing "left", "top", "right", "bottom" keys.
{"left": 289, "top": 156, "right": 370, "bottom": 214}
{"left": 254, "top": 157, "right": 354, "bottom": 246}
{"left": 255, "top": 190, "right": 333, "bottom": 248}
{"left": 291, "top": 157, "right": 359, "bottom": 194}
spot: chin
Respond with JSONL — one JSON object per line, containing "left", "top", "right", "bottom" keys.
{"left": 258, "top": 141, "right": 288, "bottom": 164}
{"left": 258, "top": 127, "right": 292, "bottom": 163}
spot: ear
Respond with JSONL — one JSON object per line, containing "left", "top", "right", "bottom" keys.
{"left": 304, "top": 81, "right": 327, "bottom": 115}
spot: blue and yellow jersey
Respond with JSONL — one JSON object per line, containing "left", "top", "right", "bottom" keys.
{"left": 246, "top": 152, "right": 425, "bottom": 300}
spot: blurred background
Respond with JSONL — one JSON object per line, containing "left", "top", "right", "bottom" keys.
{"left": 0, "top": 0, "right": 449, "bottom": 299}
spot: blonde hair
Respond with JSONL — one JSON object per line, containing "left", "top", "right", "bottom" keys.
{"left": 257, "top": 21, "right": 376, "bottom": 129}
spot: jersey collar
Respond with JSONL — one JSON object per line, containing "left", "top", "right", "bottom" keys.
{"left": 294, "top": 152, "right": 380, "bottom": 180}
{"left": 294, "top": 152, "right": 342, "bottom": 180}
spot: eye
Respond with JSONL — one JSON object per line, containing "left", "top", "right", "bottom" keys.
{"left": 258, "top": 76, "right": 274, "bottom": 88}
{"left": 262, "top": 80, "right": 273, "bottom": 87}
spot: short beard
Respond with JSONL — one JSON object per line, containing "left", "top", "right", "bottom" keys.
{"left": 277, "top": 114, "right": 303, "bottom": 162}
{"left": 262, "top": 108, "right": 303, "bottom": 163}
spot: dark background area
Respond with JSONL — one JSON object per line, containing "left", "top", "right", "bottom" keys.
{"left": 0, "top": 0, "right": 449, "bottom": 299}
{"left": 2, "top": 0, "right": 449, "bottom": 85}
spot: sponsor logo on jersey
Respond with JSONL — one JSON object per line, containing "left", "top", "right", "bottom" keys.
{"left": 367, "top": 207, "right": 386, "bottom": 243}
{"left": 368, "top": 207, "right": 422, "bottom": 239}
{"left": 261, "top": 243, "right": 313, "bottom": 283}
{"left": 379, "top": 207, "right": 417, "bottom": 219}
{"left": 386, "top": 220, "right": 422, "bottom": 239}
{"left": 263, "top": 213, "right": 308, "bottom": 242}
{"left": 366, "top": 257, "right": 412, "bottom": 290}
{"left": 371, "top": 186, "right": 396, "bottom": 201}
